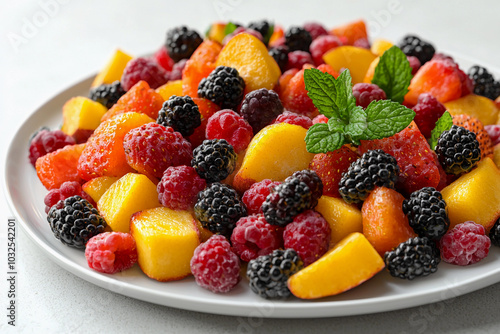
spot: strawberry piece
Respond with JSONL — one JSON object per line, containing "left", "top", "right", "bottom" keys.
{"left": 309, "top": 145, "right": 359, "bottom": 198}
{"left": 359, "top": 121, "right": 441, "bottom": 195}
{"left": 485, "top": 124, "right": 500, "bottom": 146}
{"left": 452, "top": 114, "right": 493, "bottom": 158}
{"left": 188, "top": 97, "right": 221, "bottom": 148}
{"left": 36, "top": 144, "right": 86, "bottom": 190}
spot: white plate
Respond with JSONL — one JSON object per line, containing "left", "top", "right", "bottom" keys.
{"left": 5, "top": 55, "right": 500, "bottom": 318}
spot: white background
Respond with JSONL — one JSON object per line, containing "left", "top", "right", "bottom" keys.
{"left": 1, "top": 0, "right": 500, "bottom": 333}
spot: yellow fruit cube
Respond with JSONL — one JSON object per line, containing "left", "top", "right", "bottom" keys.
{"left": 493, "top": 143, "right": 500, "bottom": 168}
{"left": 371, "top": 39, "right": 393, "bottom": 56}
{"left": 130, "top": 207, "right": 200, "bottom": 281}
{"left": 206, "top": 22, "right": 227, "bottom": 44}
{"left": 91, "top": 49, "right": 133, "bottom": 88}
{"left": 61, "top": 97, "right": 108, "bottom": 137}
{"left": 98, "top": 173, "right": 161, "bottom": 233}
{"left": 323, "top": 46, "right": 377, "bottom": 84}
{"left": 444, "top": 94, "right": 499, "bottom": 125}
{"left": 363, "top": 57, "right": 380, "bottom": 83}
{"left": 82, "top": 176, "right": 119, "bottom": 203}
{"left": 156, "top": 80, "right": 183, "bottom": 101}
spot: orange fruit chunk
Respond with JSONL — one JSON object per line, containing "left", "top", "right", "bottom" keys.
{"left": 182, "top": 40, "right": 221, "bottom": 97}
{"left": 36, "top": 144, "right": 86, "bottom": 190}
{"left": 330, "top": 19, "right": 368, "bottom": 45}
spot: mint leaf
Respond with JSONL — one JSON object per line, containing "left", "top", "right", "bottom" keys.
{"left": 304, "top": 68, "right": 338, "bottom": 119}
{"left": 224, "top": 22, "right": 238, "bottom": 36}
{"left": 430, "top": 111, "right": 453, "bottom": 150}
{"left": 305, "top": 123, "right": 345, "bottom": 153}
{"left": 371, "top": 46, "right": 412, "bottom": 104}
{"left": 327, "top": 117, "right": 346, "bottom": 132}
{"left": 345, "top": 106, "right": 367, "bottom": 138}
{"left": 360, "top": 100, "right": 415, "bottom": 139}
{"left": 334, "top": 69, "right": 357, "bottom": 120}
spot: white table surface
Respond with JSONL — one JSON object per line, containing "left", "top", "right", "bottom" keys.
{"left": 1, "top": 0, "right": 500, "bottom": 332}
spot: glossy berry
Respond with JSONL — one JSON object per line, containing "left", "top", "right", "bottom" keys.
{"left": 411, "top": 93, "right": 446, "bottom": 138}
{"left": 165, "top": 26, "right": 203, "bottom": 62}
{"left": 191, "top": 139, "right": 237, "bottom": 183}
{"left": 223, "top": 27, "right": 263, "bottom": 46}
{"left": 468, "top": 65, "right": 500, "bottom": 100}
{"left": 353, "top": 38, "right": 370, "bottom": 49}
{"left": 283, "top": 210, "right": 330, "bottom": 266}
{"left": 157, "top": 95, "right": 201, "bottom": 137}
{"left": 285, "top": 26, "right": 312, "bottom": 52}
{"left": 436, "top": 125, "right": 481, "bottom": 175}
{"left": 242, "top": 179, "right": 282, "bottom": 215}
{"left": 29, "top": 128, "right": 75, "bottom": 167}
{"left": 153, "top": 46, "right": 175, "bottom": 71}
{"left": 286, "top": 51, "right": 313, "bottom": 71}
{"left": 309, "top": 35, "right": 343, "bottom": 66}
{"left": 269, "top": 45, "right": 289, "bottom": 73}
{"left": 121, "top": 57, "right": 168, "bottom": 91}
{"left": 272, "top": 111, "right": 313, "bottom": 129}
{"left": 312, "top": 114, "right": 328, "bottom": 124}
{"left": 190, "top": 235, "right": 241, "bottom": 293}
{"left": 205, "top": 110, "right": 253, "bottom": 153}
{"left": 85, "top": 232, "right": 138, "bottom": 274}
{"left": 168, "top": 59, "right": 188, "bottom": 81}
{"left": 248, "top": 20, "right": 272, "bottom": 45}
{"left": 157, "top": 166, "right": 206, "bottom": 210}
{"left": 453, "top": 114, "right": 494, "bottom": 158}
{"left": 247, "top": 249, "right": 303, "bottom": 299}
{"left": 485, "top": 125, "right": 500, "bottom": 146}
{"left": 231, "top": 214, "right": 283, "bottom": 262}
{"left": 290, "top": 170, "right": 323, "bottom": 208}
{"left": 239, "top": 88, "right": 284, "bottom": 133}
{"left": 303, "top": 22, "right": 328, "bottom": 40}
{"left": 198, "top": 66, "right": 246, "bottom": 110}
{"left": 407, "top": 56, "right": 421, "bottom": 75}
{"left": 398, "top": 35, "right": 435, "bottom": 65}
{"left": 439, "top": 222, "right": 491, "bottom": 266}
{"left": 89, "top": 81, "right": 126, "bottom": 109}
{"left": 44, "top": 181, "right": 95, "bottom": 214}
{"left": 352, "top": 83, "right": 387, "bottom": 109}
{"left": 488, "top": 218, "right": 500, "bottom": 247}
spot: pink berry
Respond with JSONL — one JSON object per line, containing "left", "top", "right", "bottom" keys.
{"left": 353, "top": 38, "right": 370, "bottom": 49}
{"left": 352, "top": 83, "right": 387, "bottom": 109}
{"left": 242, "top": 179, "right": 281, "bottom": 215}
{"left": 407, "top": 56, "right": 421, "bottom": 75}
{"left": 485, "top": 125, "right": 500, "bottom": 146}
{"left": 157, "top": 166, "right": 206, "bottom": 210}
{"left": 190, "top": 235, "right": 241, "bottom": 293}
{"left": 312, "top": 114, "right": 329, "bottom": 124}
{"left": 153, "top": 46, "right": 174, "bottom": 71}
{"left": 272, "top": 111, "right": 313, "bottom": 129}
{"left": 412, "top": 93, "right": 447, "bottom": 138}
{"left": 168, "top": 59, "right": 187, "bottom": 81}
{"left": 205, "top": 110, "right": 253, "bottom": 153}
{"left": 439, "top": 221, "right": 491, "bottom": 266}
{"left": 309, "top": 35, "right": 343, "bottom": 66}
{"left": 29, "top": 128, "right": 75, "bottom": 167}
{"left": 121, "top": 57, "right": 168, "bottom": 91}
{"left": 43, "top": 181, "right": 95, "bottom": 214}
{"left": 303, "top": 22, "right": 328, "bottom": 40}
{"left": 85, "top": 232, "right": 138, "bottom": 274}
{"left": 286, "top": 51, "right": 314, "bottom": 71}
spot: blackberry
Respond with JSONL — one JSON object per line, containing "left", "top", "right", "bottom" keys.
{"left": 198, "top": 66, "right": 245, "bottom": 110}
{"left": 338, "top": 149, "right": 400, "bottom": 204}
{"left": 166, "top": 26, "right": 203, "bottom": 62}
{"left": 398, "top": 35, "right": 435, "bottom": 65}
{"left": 47, "top": 196, "right": 107, "bottom": 249}
{"left": 468, "top": 65, "right": 500, "bottom": 100}
{"left": 489, "top": 218, "right": 500, "bottom": 247}
{"left": 191, "top": 139, "right": 237, "bottom": 183}
{"left": 285, "top": 26, "right": 312, "bottom": 52}
{"left": 157, "top": 95, "right": 201, "bottom": 137}
{"left": 194, "top": 183, "right": 246, "bottom": 237}
{"left": 268, "top": 45, "right": 289, "bottom": 73}
{"left": 290, "top": 169, "right": 323, "bottom": 208}
{"left": 89, "top": 81, "right": 126, "bottom": 109}
{"left": 261, "top": 176, "right": 312, "bottom": 227}
{"left": 247, "top": 249, "right": 303, "bottom": 299}
{"left": 403, "top": 187, "right": 450, "bottom": 240}
{"left": 436, "top": 125, "right": 481, "bottom": 175}
{"left": 248, "top": 20, "right": 272, "bottom": 45}
{"left": 239, "top": 88, "right": 284, "bottom": 133}
{"left": 384, "top": 237, "right": 440, "bottom": 280}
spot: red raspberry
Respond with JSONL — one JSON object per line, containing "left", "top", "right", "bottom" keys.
{"left": 303, "top": 22, "right": 328, "bottom": 40}
{"left": 286, "top": 51, "right": 314, "bottom": 71}
{"left": 273, "top": 111, "right": 313, "bottom": 129}
{"left": 283, "top": 210, "right": 330, "bottom": 266}
{"left": 123, "top": 123, "right": 192, "bottom": 180}
{"left": 230, "top": 214, "right": 283, "bottom": 262}
{"left": 309, "top": 35, "right": 343, "bottom": 66}
{"left": 205, "top": 110, "right": 253, "bottom": 153}
{"left": 85, "top": 232, "right": 138, "bottom": 274}
{"left": 29, "top": 128, "right": 75, "bottom": 167}
{"left": 121, "top": 57, "right": 168, "bottom": 91}
{"left": 353, "top": 38, "right": 370, "bottom": 49}
{"left": 157, "top": 166, "right": 206, "bottom": 210}
{"left": 412, "top": 93, "right": 447, "bottom": 138}
{"left": 407, "top": 56, "right": 421, "bottom": 75}
{"left": 309, "top": 145, "right": 359, "bottom": 198}
{"left": 352, "top": 83, "right": 387, "bottom": 109}
{"left": 223, "top": 27, "right": 263, "bottom": 45}
{"left": 439, "top": 221, "right": 491, "bottom": 266}
{"left": 485, "top": 125, "right": 500, "bottom": 146}
{"left": 190, "top": 235, "right": 241, "bottom": 293}
{"left": 242, "top": 179, "right": 281, "bottom": 215}
{"left": 153, "top": 46, "right": 174, "bottom": 71}
{"left": 168, "top": 58, "right": 187, "bottom": 81}
{"left": 312, "top": 114, "right": 328, "bottom": 124}
{"left": 44, "top": 181, "right": 95, "bottom": 214}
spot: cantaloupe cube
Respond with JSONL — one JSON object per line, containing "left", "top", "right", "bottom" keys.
{"left": 91, "top": 49, "right": 133, "bottom": 88}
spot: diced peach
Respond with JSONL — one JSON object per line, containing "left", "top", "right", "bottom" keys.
{"left": 330, "top": 19, "right": 368, "bottom": 45}
{"left": 61, "top": 97, "right": 108, "bottom": 141}
{"left": 206, "top": 22, "right": 227, "bottom": 44}
{"left": 493, "top": 143, "right": 500, "bottom": 169}
{"left": 269, "top": 25, "right": 284, "bottom": 47}
{"left": 323, "top": 46, "right": 376, "bottom": 84}
{"left": 370, "top": 39, "right": 393, "bottom": 56}
{"left": 91, "top": 49, "right": 133, "bottom": 88}
{"left": 82, "top": 176, "right": 119, "bottom": 203}
{"left": 156, "top": 80, "right": 182, "bottom": 101}
{"left": 445, "top": 94, "right": 499, "bottom": 126}
{"left": 363, "top": 57, "right": 380, "bottom": 83}
{"left": 36, "top": 144, "right": 86, "bottom": 190}
{"left": 182, "top": 40, "right": 221, "bottom": 97}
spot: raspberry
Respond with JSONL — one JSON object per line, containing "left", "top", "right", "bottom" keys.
{"left": 352, "top": 83, "right": 387, "bottom": 109}
{"left": 407, "top": 56, "right": 421, "bottom": 75}
{"left": 168, "top": 59, "right": 187, "bottom": 81}
{"left": 398, "top": 35, "right": 435, "bottom": 65}
{"left": 190, "top": 235, "right": 241, "bottom": 293}
{"left": 285, "top": 26, "right": 312, "bottom": 52}
{"left": 309, "top": 35, "right": 343, "bottom": 66}
{"left": 123, "top": 123, "right": 193, "bottom": 180}
{"left": 89, "top": 81, "right": 126, "bottom": 109}
{"left": 157, "top": 166, "right": 206, "bottom": 210}
{"left": 121, "top": 57, "right": 168, "bottom": 91}
{"left": 248, "top": 20, "right": 272, "bottom": 45}
{"left": 309, "top": 145, "right": 359, "bottom": 198}
{"left": 272, "top": 111, "right": 313, "bottom": 129}
{"left": 223, "top": 27, "right": 263, "bottom": 45}
{"left": 44, "top": 181, "right": 95, "bottom": 214}
{"left": 205, "top": 110, "right": 253, "bottom": 153}
{"left": 239, "top": 88, "right": 284, "bottom": 133}
{"left": 198, "top": 66, "right": 246, "bottom": 110}
{"left": 29, "top": 128, "right": 75, "bottom": 167}
{"left": 439, "top": 221, "right": 491, "bottom": 266}
{"left": 411, "top": 93, "right": 446, "bottom": 138}
{"left": 268, "top": 45, "right": 289, "bottom": 73}
{"left": 153, "top": 46, "right": 174, "bottom": 71}
{"left": 230, "top": 214, "right": 283, "bottom": 262}
{"left": 166, "top": 26, "right": 203, "bottom": 62}
{"left": 303, "top": 22, "right": 328, "bottom": 40}
{"left": 157, "top": 95, "right": 201, "bottom": 137}
{"left": 312, "top": 114, "right": 328, "bottom": 124}
{"left": 286, "top": 51, "right": 314, "bottom": 71}
{"left": 242, "top": 179, "right": 282, "bottom": 215}
{"left": 191, "top": 139, "right": 237, "bottom": 183}
{"left": 436, "top": 125, "right": 481, "bottom": 175}
{"left": 353, "top": 38, "right": 370, "bottom": 49}
{"left": 485, "top": 125, "right": 500, "bottom": 146}
{"left": 85, "top": 232, "right": 138, "bottom": 274}
{"left": 283, "top": 210, "right": 330, "bottom": 266}
{"left": 453, "top": 114, "right": 493, "bottom": 158}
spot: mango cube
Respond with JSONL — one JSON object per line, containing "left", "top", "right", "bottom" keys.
{"left": 91, "top": 49, "right": 133, "bottom": 88}
{"left": 61, "top": 97, "right": 108, "bottom": 140}
{"left": 323, "top": 46, "right": 376, "bottom": 84}
{"left": 156, "top": 80, "right": 183, "bottom": 101}
{"left": 371, "top": 39, "right": 393, "bottom": 56}
{"left": 82, "top": 176, "right": 119, "bottom": 203}
{"left": 445, "top": 94, "right": 499, "bottom": 126}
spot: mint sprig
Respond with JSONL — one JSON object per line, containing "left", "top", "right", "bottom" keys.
{"left": 429, "top": 111, "right": 453, "bottom": 150}
{"left": 304, "top": 69, "right": 415, "bottom": 153}
{"left": 224, "top": 22, "right": 238, "bottom": 36}
{"left": 371, "top": 46, "right": 413, "bottom": 104}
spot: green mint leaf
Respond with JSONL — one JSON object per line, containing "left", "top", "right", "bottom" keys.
{"left": 224, "top": 22, "right": 238, "bottom": 36}
{"left": 327, "top": 117, "right": 346, "bottom": 133}
{"left": 360, "top": 100, "right": 415, "bottom": 140}
{"left": 335, "top": 69, "right": 357, "bottom": 119}
{"left": 430, "top": 111, "right": 453, "bottom": 150}
{"left": 263, "top": 24, "right": 274, "bottom": 45}
{"left": 371, "top": 46, "right": 413, "bottom": 103}
{"left": 305, "top": 123, "right": 345, "bottom": 153}
{"left": 345, "top": 106, "right": 367, "bottom": 138}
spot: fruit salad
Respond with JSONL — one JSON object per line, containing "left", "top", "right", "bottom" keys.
{"left": 28, "top": 19, "right": 500, "bottom": 300}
